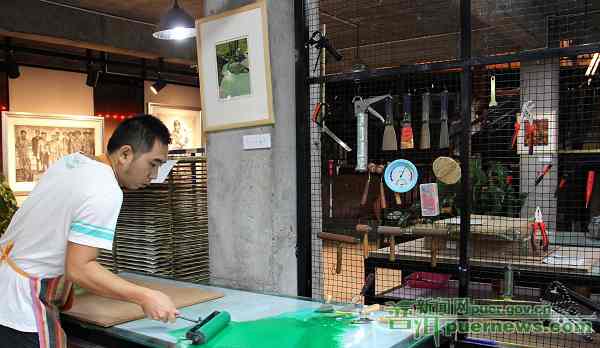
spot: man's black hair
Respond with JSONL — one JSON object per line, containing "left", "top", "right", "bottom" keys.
{"left": 107, "top": 114, "right": 171, "bottom": 155}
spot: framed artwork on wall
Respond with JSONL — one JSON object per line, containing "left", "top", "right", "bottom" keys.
{"left": 195, "top": 0, "right": 274, "bottom": 132}
{"left": 147, "top": 103, "right": 203, "bottom": 150}
{"left": 516, "top": 110, "right": 557, "bottom": 155}
{"left": 2, "top": 111, "right": 104, "bottom": 195}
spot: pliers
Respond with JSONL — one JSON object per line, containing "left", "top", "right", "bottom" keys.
{"left": 531, "top": 207, "right": 548, "bottom": 252}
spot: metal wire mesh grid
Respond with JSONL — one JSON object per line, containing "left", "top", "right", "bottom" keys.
{"left": 303, "top": 0, "right": 600, "bottom": 346}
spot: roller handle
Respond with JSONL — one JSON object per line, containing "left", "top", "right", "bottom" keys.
{"left": 422, "top": 92, "right": 430, "bottom": 122}
{"left": 385, "top": 96, "right": 394, "bottom": 124}
{"left": 440, "top": 91, "right": 448, "bottom": 121}
{"left": 403, "top": 94, "right": 411, "bottom": 120}
{"left": 361, "top": 175, "right": 370, "bottom": 206}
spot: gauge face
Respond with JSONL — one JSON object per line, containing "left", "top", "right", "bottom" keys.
{"left": 384, "top": 159, "right": 418, "bottom": 193}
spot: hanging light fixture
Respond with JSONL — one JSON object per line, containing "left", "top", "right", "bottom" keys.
{"left": 150, "top": 78, "right": 167, "bottom": 95}
{"left": 150, "top": 58, "right": 168, "bottom": 94}
{"left": 6, "top": 50, "right": 20, "bottom": 79}
{"left": 153, "top": 0, "right": 196, "bottom": 40}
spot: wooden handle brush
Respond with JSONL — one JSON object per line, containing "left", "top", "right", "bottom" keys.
{"left": 439, "top": 90, "right": 449, "bottom": 149}
{"left": 401, "top": 93, "right": 414, "bottom": 149}
{"left": 381, "top": 96, "right": 397, "bottom": 151}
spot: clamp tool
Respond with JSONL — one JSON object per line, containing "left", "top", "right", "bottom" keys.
{"left": 311, "top": 102, "right": 352, "bottom": 152}
{"left": 531, "top": 207, "right": 548, "bottom": 252}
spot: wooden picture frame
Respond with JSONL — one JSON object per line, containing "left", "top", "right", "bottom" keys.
{"left": 147, "top": 103, "right": 203, "bottom": 150}
{"left": 2, "top": 111, "right": 104, "bottom": 195}
{"left": 195, "top": 0, "right": 274, "bottom": 132}
{"left": 517, "top": 110, "right": 557, "bottom": 155}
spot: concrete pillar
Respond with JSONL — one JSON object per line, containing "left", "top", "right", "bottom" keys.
{"left": 204, "top": 0, "right": 297, "bottom": 295}
{"left": 519, "top": 58, "right": 559, "bottom": 232}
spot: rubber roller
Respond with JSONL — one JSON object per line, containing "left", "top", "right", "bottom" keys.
{"left": 186, "top": 311, "right": 231, "bottom": 345}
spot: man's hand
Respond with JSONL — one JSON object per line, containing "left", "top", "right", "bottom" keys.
{"left": 66, "top": 242, "right": 179, "bottom": 323}
{"left": 139, "top": 289, "right": 179, "bottom": 323}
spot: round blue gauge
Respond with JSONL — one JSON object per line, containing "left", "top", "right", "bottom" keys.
{"left": 384, "top": 159, "right": 419, "bottom": 193}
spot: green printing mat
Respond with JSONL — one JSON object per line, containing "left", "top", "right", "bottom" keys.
{"left": 169, "top": 310, "right": 356, "bottom": 348}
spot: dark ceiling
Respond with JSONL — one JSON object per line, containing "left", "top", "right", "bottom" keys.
{"left": 44, "top": 0, "right": 203, "bottom": 24}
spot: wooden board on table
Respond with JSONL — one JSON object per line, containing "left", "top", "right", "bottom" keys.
{"left": 433, "top": 214, "right": 529, "bottom": 241}
{"left": 62, "top": 276, "right": 223, "bottom": 327}
{"left": 370, "top": 238, "right": 599, "bottom": 274}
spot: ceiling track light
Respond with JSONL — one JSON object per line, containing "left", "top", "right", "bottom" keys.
{"left": 85, "top": 50, "right": 103, "bottom": 88}
{"left": 153, "top": 0, "right": 196, "bottom": 41}
{"left": 6, "top": 50, "right": 20, "bottom": 79}
{"left": 150, "top": 78, "right": 167, "bottom": 95}
{"left": 86, "top": 62, "right": 102, "bottom": 87}
{"left": 150, "top": 58, "right": 167, "bottom": 95}
{"left": 4, "top": 38, "right": 20, "bottom": 79}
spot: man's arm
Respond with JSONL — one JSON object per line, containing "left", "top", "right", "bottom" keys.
{"left": 65, "top": 242, "right": 178, "bottom": 323}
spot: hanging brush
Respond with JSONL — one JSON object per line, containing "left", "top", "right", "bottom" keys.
{"left": 400, "top": 93, "right": 414, "bottom": 150}
{"left": 381, "top": 96, "right": 397, "bottom": 151}
{"left": 420, "top": 92, "right": 431, "bottom": 149}
{"left": 439, "top": 90, "right": 449, "bottom": 149}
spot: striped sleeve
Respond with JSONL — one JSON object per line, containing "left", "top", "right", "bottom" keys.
{"left": 68, "top": 191, "right": 123, "bottom": 250}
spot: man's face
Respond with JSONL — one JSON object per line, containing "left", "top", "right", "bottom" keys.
{"left": 119, "top": 139, "right": 168, "bottom": 190}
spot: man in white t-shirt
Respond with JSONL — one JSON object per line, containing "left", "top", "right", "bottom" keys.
{"left": 0, "top": 115, "right": 178, "bottom": 348}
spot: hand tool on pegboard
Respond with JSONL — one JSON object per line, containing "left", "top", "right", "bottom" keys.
{"left": 489, "top": 75, "right": 498, "bottom": 107}
{"left": 554, "top": 174, "right": 568, "bottom": 198}
{"left": 530, "top": 207, "right": 549, "bottom": 252}
{"left": 535, "top": 164, "right": 552, "bottom": 186}
{"left": 361, "top": 163, "right": 376, "bottom": 206}
{"left": 306, "top": 30, "right": 342, "bottom": 74}
{"left": 439, "top": 90, "right": 449, "bottom": 149}
{"left": 310, "top": 24, "right": 351, "bottom": 154}
{"left": 511, "top": 112, "right": 521, "bottom": 150}
{"left": 586, "top": 170, "right": 596, "bottom": 209}
{"left": 354, "top": 95, "right": 389, "bottom": 172}
{"left": 420, "top": 91, "right": 431, "bottom": 149}
{"left": 521, "top": 101, "right": 536, "bottom": 155}
{"left": 376, "top": 164, "right": 386, "bottom": 210}
{"left": 381, "top": 96, "right": 397, "bottom": 151}
{"left": 311, "top": 102, "right": 352, "bottom": 152}
{"left": 400, "top": 93, "right": 414, "bottom": 150}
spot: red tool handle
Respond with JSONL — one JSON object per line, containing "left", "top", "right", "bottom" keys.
{"left": 540, "top": 223, "right": 549, "bottom": 251}
{"left": 526, "top": 121, "right": 536, "bottom": 155}
{"left": 586, "top": 171, "right": 596, "bottom": 209}
{"left": 311, "top": 102, "right": 322, "bottom": 124}
{"left": 328, "top": 160, "right": 334, "bottom": 177}
{"left": 554, "top": 177, "right": 567, "bottom": 198}
{"left": 535, "top": 164, "right": 552, "bottom": 186}
{"left": 511, "top": 119, "right": 520, "bottom": 149}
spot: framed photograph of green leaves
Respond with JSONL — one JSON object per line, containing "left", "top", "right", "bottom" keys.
{"left": 196, "top": 0, "right": 274, "bottom": 132}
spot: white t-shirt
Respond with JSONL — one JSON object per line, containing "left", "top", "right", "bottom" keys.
{"left": 0, "top": 152, "right": 123, "bottom": 332}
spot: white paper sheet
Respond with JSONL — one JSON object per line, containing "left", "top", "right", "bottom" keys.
{"left": 543, "top": 253, "right": 585, "bottom": 266}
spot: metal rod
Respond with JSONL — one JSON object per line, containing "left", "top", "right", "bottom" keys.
{"left": 0, "top": 43, "right": 196, "bottom": 76}
{"left": 295, "top": 0, "right": 312, "bottom": 298}
{"left": 37, "top": 0, "right": 156, "bottom": 26}
{"left": 458, "top": 0, "right": 472, "bottom": 301}
{"left": 308, "top": 42, "right": 600, "bottom": 84}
